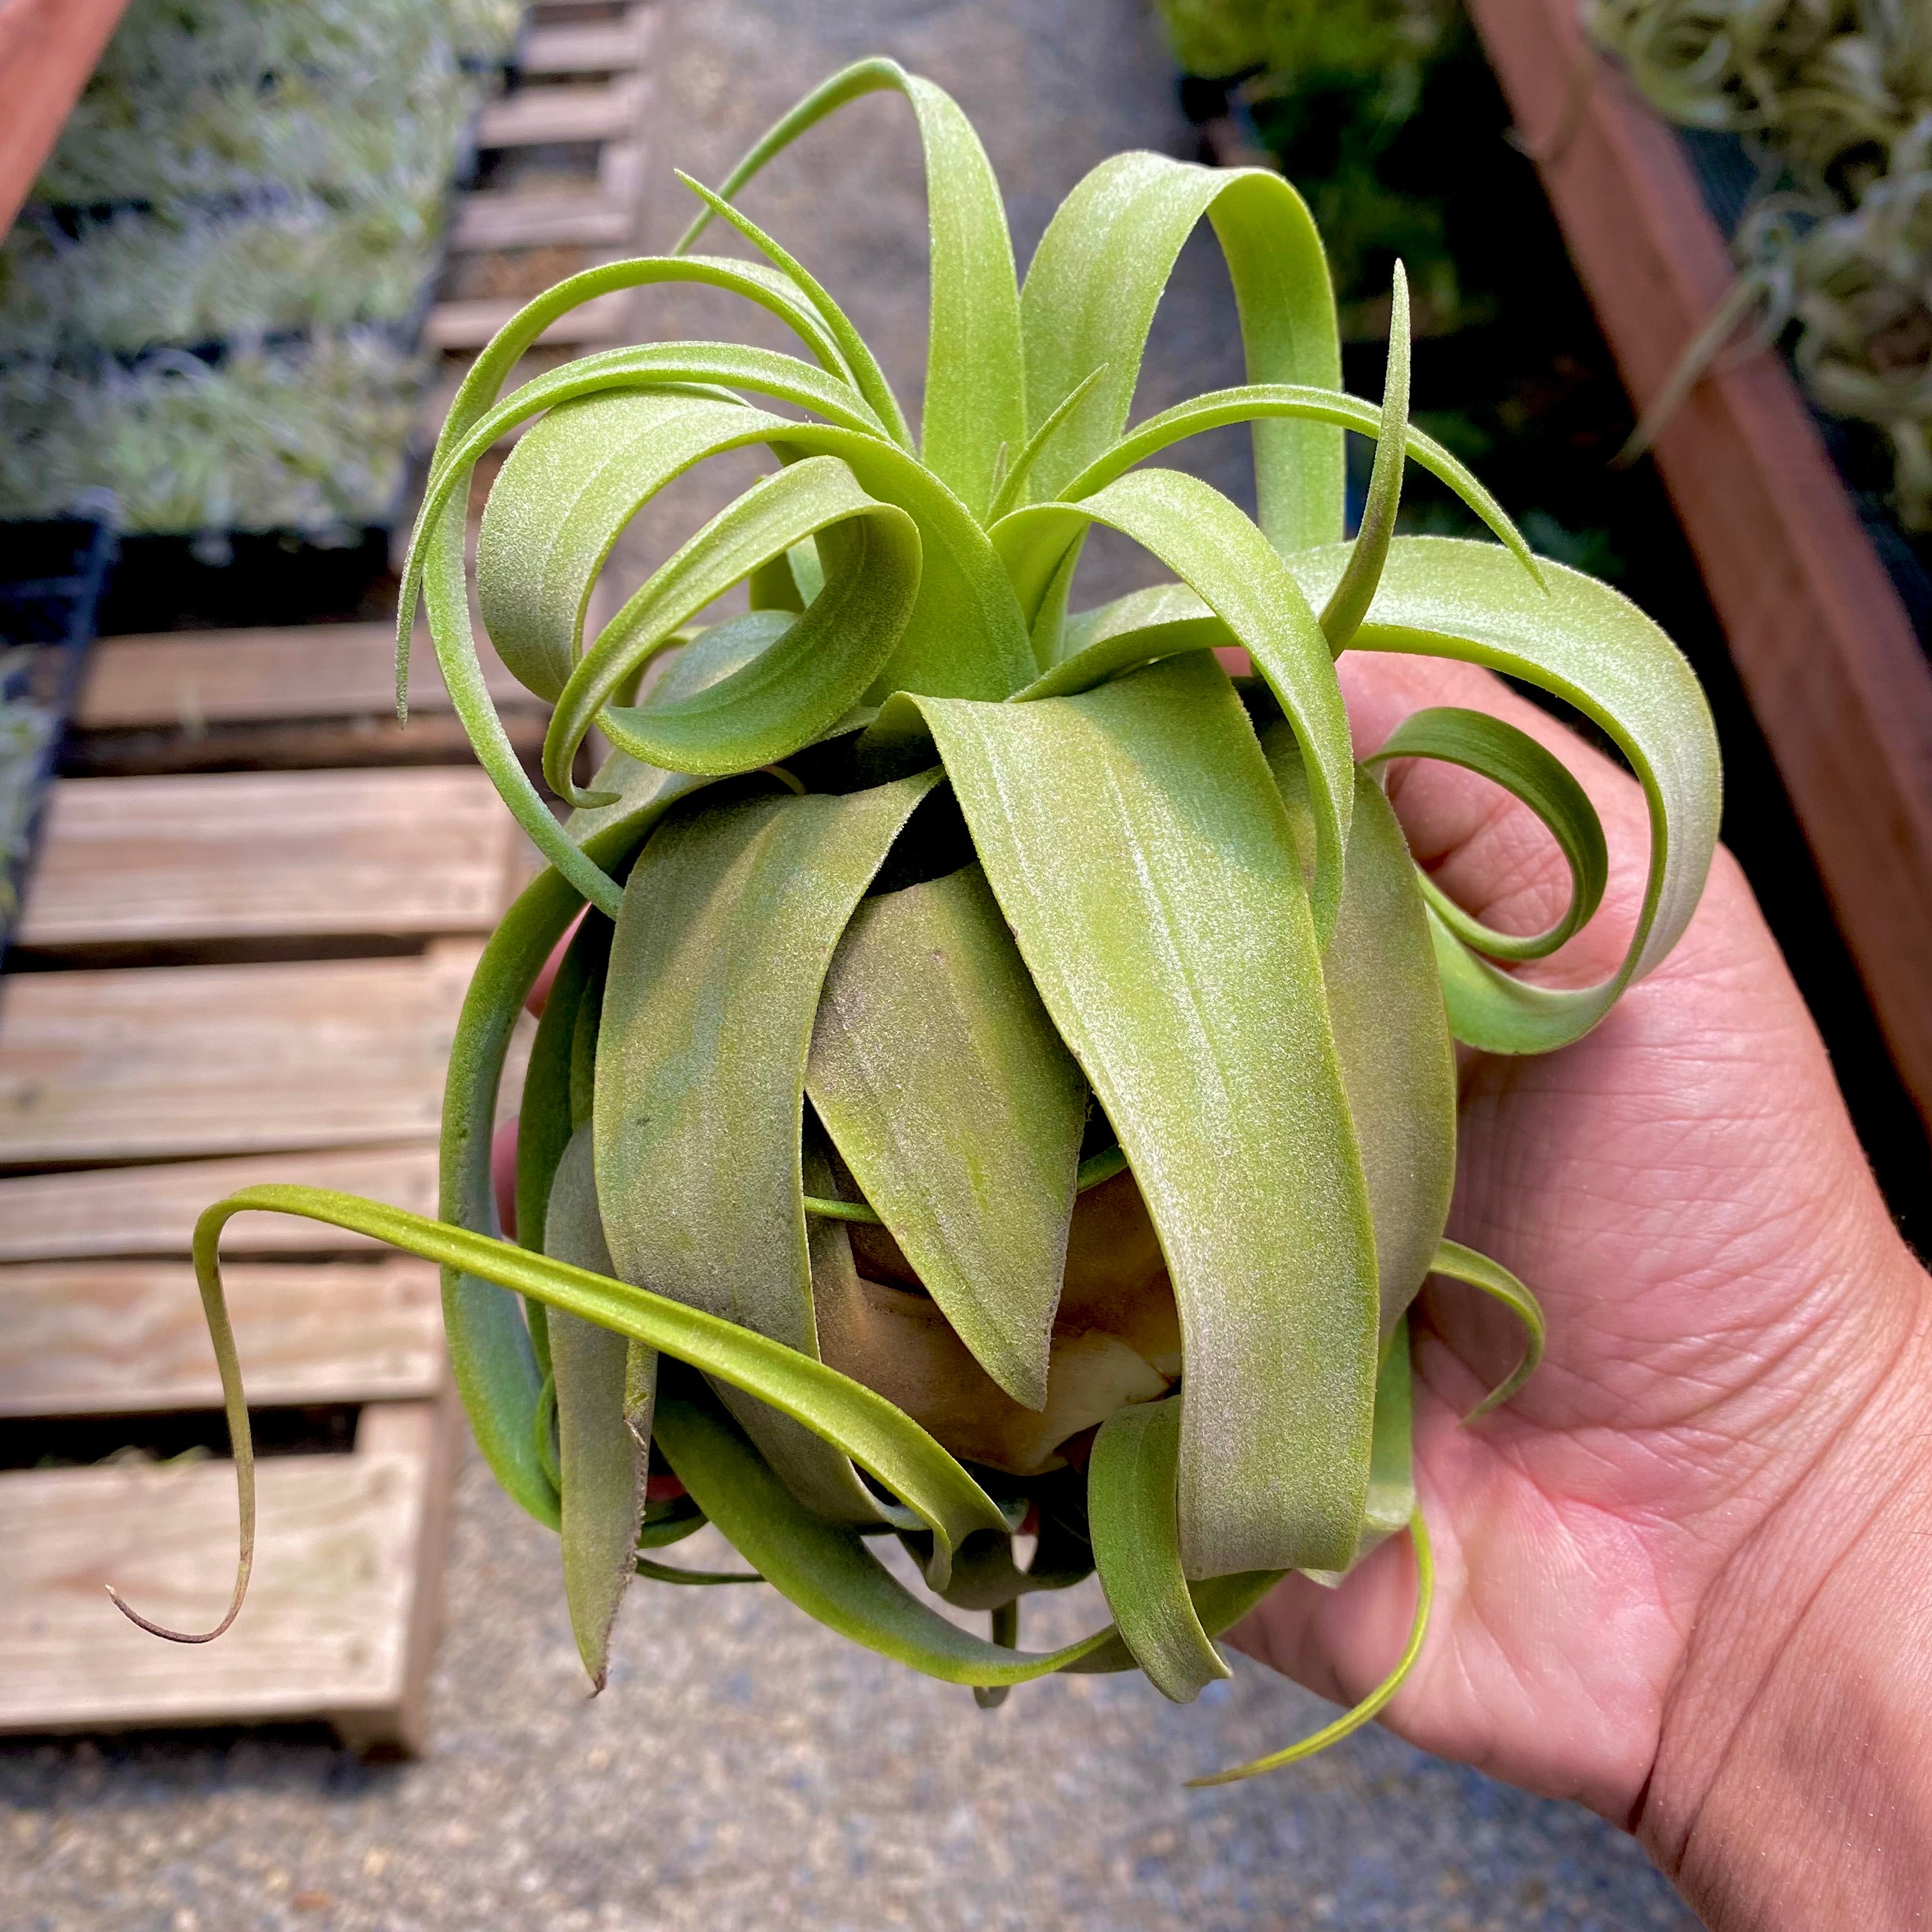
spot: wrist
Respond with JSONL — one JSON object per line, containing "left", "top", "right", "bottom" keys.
{"left": 1639, "top": 1239, "right": 1932, "bottom": 1930}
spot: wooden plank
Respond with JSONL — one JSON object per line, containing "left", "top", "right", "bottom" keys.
{"left": 1466, "top": 0, "right": 1932, "bottom": 1138}
{"left": 76, "top": 624, "right": 530, "bottom": 732}
{"left": 476, "top": 76, "right": 643, "bottom": 149}
{"left": 0, "top": 1257, "right": 443, "bottom": 1416}
{"left": 427, "top": 288, "right": 629, "bottom": 350}
{"left": 0, "top": 940, "right": 481, "bottom": 1167}
{"left": 454, "top": 187, "right": 637, "bottom": 250}
{"left": 521, "top": 9, "right": 657, "bottom": 76}
{"left": 0, "top": 1405, "right": 449, "bottom": 1750}
{"left": 0, "top": 1142, "right": 440, "bottom": 1262}
{"left": 61, "top": 709, "right": 552, "bottom": 781}
{"left": 18, "top": 768, "right": 520, "bottom": 949}
{"left": 0, "top": 0, "right": 132, "bottom": 235}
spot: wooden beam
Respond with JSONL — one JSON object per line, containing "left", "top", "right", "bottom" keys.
{"left": 0, "top": 1257, "right": 443, "bottom": 1416}
{"left": 521, "top": 7, "right": 659, "bottom": 77}
{"left": 0, "top": 941, "right": 482, "bottom": 1167}
{"left": 476, "top": 76, "right": 644, "bottom": 150}
{"left": 76, "top": 624, "right": 528, "bottom": 732}
{"left": 0, "top": 1142, "right": 440, "bottom": 1262}
{"left": 1465, "top": 0, "right": 1932, "bottom": 1137}
{"left": 0, "top": 0, "right": 130, "bottom": 236}
{"left": 427, "top": 289, "right": 631, "bottom": 350}
{"left": 454, "top": 188, "right": 638, "bottom": 251}
{"left": 18, "top": 767, "right": 521, "bottom": 951}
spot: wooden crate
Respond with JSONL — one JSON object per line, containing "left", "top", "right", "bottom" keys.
{"left": 0, "top": 0, "right": 660, "bottom": 1751}
{"left": 1466, "top": 0, "right": 1932, "bottom": 1138}
{"left": 0, "top": 1395, "right": 459, "bottom": 1754}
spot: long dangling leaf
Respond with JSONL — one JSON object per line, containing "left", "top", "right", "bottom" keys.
{"left": 595, "top": 774, "right": 942, "bottom": 1531}
{"left": 167, "top": 1186, "right": 1014, "bottom": 1616}
{"left": 1266, "top": 739, "right": 1456, "bottom": 1335}
{"left": 545, "top": 1130, "right": 647, "bottom": 1691}
{"left": 805, "top": 863, "right": 1086, "bottom": 1409}
{"left": 1363, "top": 705, "right": 1609, "bottom": 963}
{"left": 1189, "top": 1506, "right": 1435, "bottom": 1787}
{"left": 1287, "top": 537, "right": 1722, "bottom": 1052}
{"left": 908, "top": 654, "right": 1378, "bottom": 1578}
{"left": 993, "top": 467, "right": 1354, "bottom": 946}
{"left": 675, "top": 59, "right": 1025, "bottom": 520}
{"left": 1019, "top": 153, "right": 1342, "bottom": 551}
{"left": 1087, "top": 1396, "right": 1230, "bottom": 1703}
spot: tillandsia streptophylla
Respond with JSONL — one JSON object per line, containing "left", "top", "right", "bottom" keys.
{"left": 114, "top": 61, "right": 1721, "bottom": 1784}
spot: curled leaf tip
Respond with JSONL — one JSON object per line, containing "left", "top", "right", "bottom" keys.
{"left": 1185, "top": 1507, "right": 1434, "bottom": 1786}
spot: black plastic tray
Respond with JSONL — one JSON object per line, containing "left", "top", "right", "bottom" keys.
{"left": 0, "top": 501, "right": 119, "bottom": 956}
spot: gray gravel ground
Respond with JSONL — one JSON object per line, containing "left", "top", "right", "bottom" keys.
{"left": 4, "top": 1452, "right": 1694, "bottom": 1932}
{"left": 2, "top": 1, "right": 1703, "bottom": 1924}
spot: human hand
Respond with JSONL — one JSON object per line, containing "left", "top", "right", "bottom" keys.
{"left": 1229, "top": 647, "right": 1932, "bottom": 1929}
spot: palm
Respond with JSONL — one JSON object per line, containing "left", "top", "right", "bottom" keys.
{"left": 1234, "top": 647, "right": 1906, "bottom": 1823}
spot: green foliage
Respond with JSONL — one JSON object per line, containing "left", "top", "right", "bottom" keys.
{"left": 1153, "top": 0, "right": 1471, "bottom": 335}
{"left": 121, "top": 60, "right": 1721, "bottom": 1779}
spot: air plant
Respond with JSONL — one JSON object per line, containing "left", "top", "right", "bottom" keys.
{"left": 1588, "top": 0, "right": 1932, "bottom": 527}
{"left": 118, "top": 61, "right": 1720, "bottom": 1782}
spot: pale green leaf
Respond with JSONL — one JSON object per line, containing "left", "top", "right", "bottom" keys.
{"left": 1087, "top": 1395, "right": 1230, "bottom": 1702}
{"left": 595, "top": 774, "right": 942, "bottom": 1531}
{"left": 806, "top": 863, "right": 1085, "bottom": 1409}
{"left": 1289, "top": 536, "right": 1722, "bottom": 1052}
{"left": 1363, "top": 705, "right": 1609, "bottom": 964}
{"left": 1266, "top": 739, "right": 1456, "bottom": 1335}
{"left": 993, "top": 466, "right": 1354, "bottom": 945}
{"left": 545, "top": 1129, "right": 646, "bottom": 1692}
{"left": 909, "top": 654, "right": 1378, "bottom": 1577}
{"left": 542, "top": 456, "right": 920, "bottom": 799}
{"left": 1019, "top": 153, "right": 1343, "bottom": 551}
{"left": 675, "top": 59, "right": 1025, "bottom": 520}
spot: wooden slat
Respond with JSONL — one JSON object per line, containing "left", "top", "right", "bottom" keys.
{"left": 0, "top": 0, "right": 132, "bottom": 234}
{"left": 476, "top": 76, "right": 643, "bottom": 148}
{"left": 521, "top": 9, "right": 657, "bottom": 75}
{"left": 18, "top": 767, "right": 520, "bottom": 949}
{"left": 0, "top": 1405, "right": 451, "bottom": 1750}
{"left": 427, "top": 288, "right": 629, "bottom": 350}
{"left": 0, "top": 1257, "right": 442, "bottom": 1416}
{"left": 1466, "top": 0, "right": 1932, "bottom": 1137}
{"left": 76, "top": 623, "right": 529, "bottom": 732}
{"left": 0, "top": 941, "right": 480, "bottom": 1167}
{"left": 0, "top": 1142, "right": 440, "bottom": 1262}
{"left": 454, "top": 187, "right": 637, "bottom": 250}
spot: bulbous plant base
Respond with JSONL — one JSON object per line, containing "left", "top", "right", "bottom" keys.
{"left": 828, "top": 1169, "right": 1183, "bottom": 1476}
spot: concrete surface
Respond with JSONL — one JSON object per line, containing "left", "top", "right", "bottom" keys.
{"left": 1, "top": 2, "right": 1702, "bottom": 1926}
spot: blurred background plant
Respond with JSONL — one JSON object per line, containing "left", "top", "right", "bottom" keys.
{"left": 1586, "top": 0, "right": 1932, "bottom": 530}
{"left": 0, "top": 0, "right": 524, "bottom": 540}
